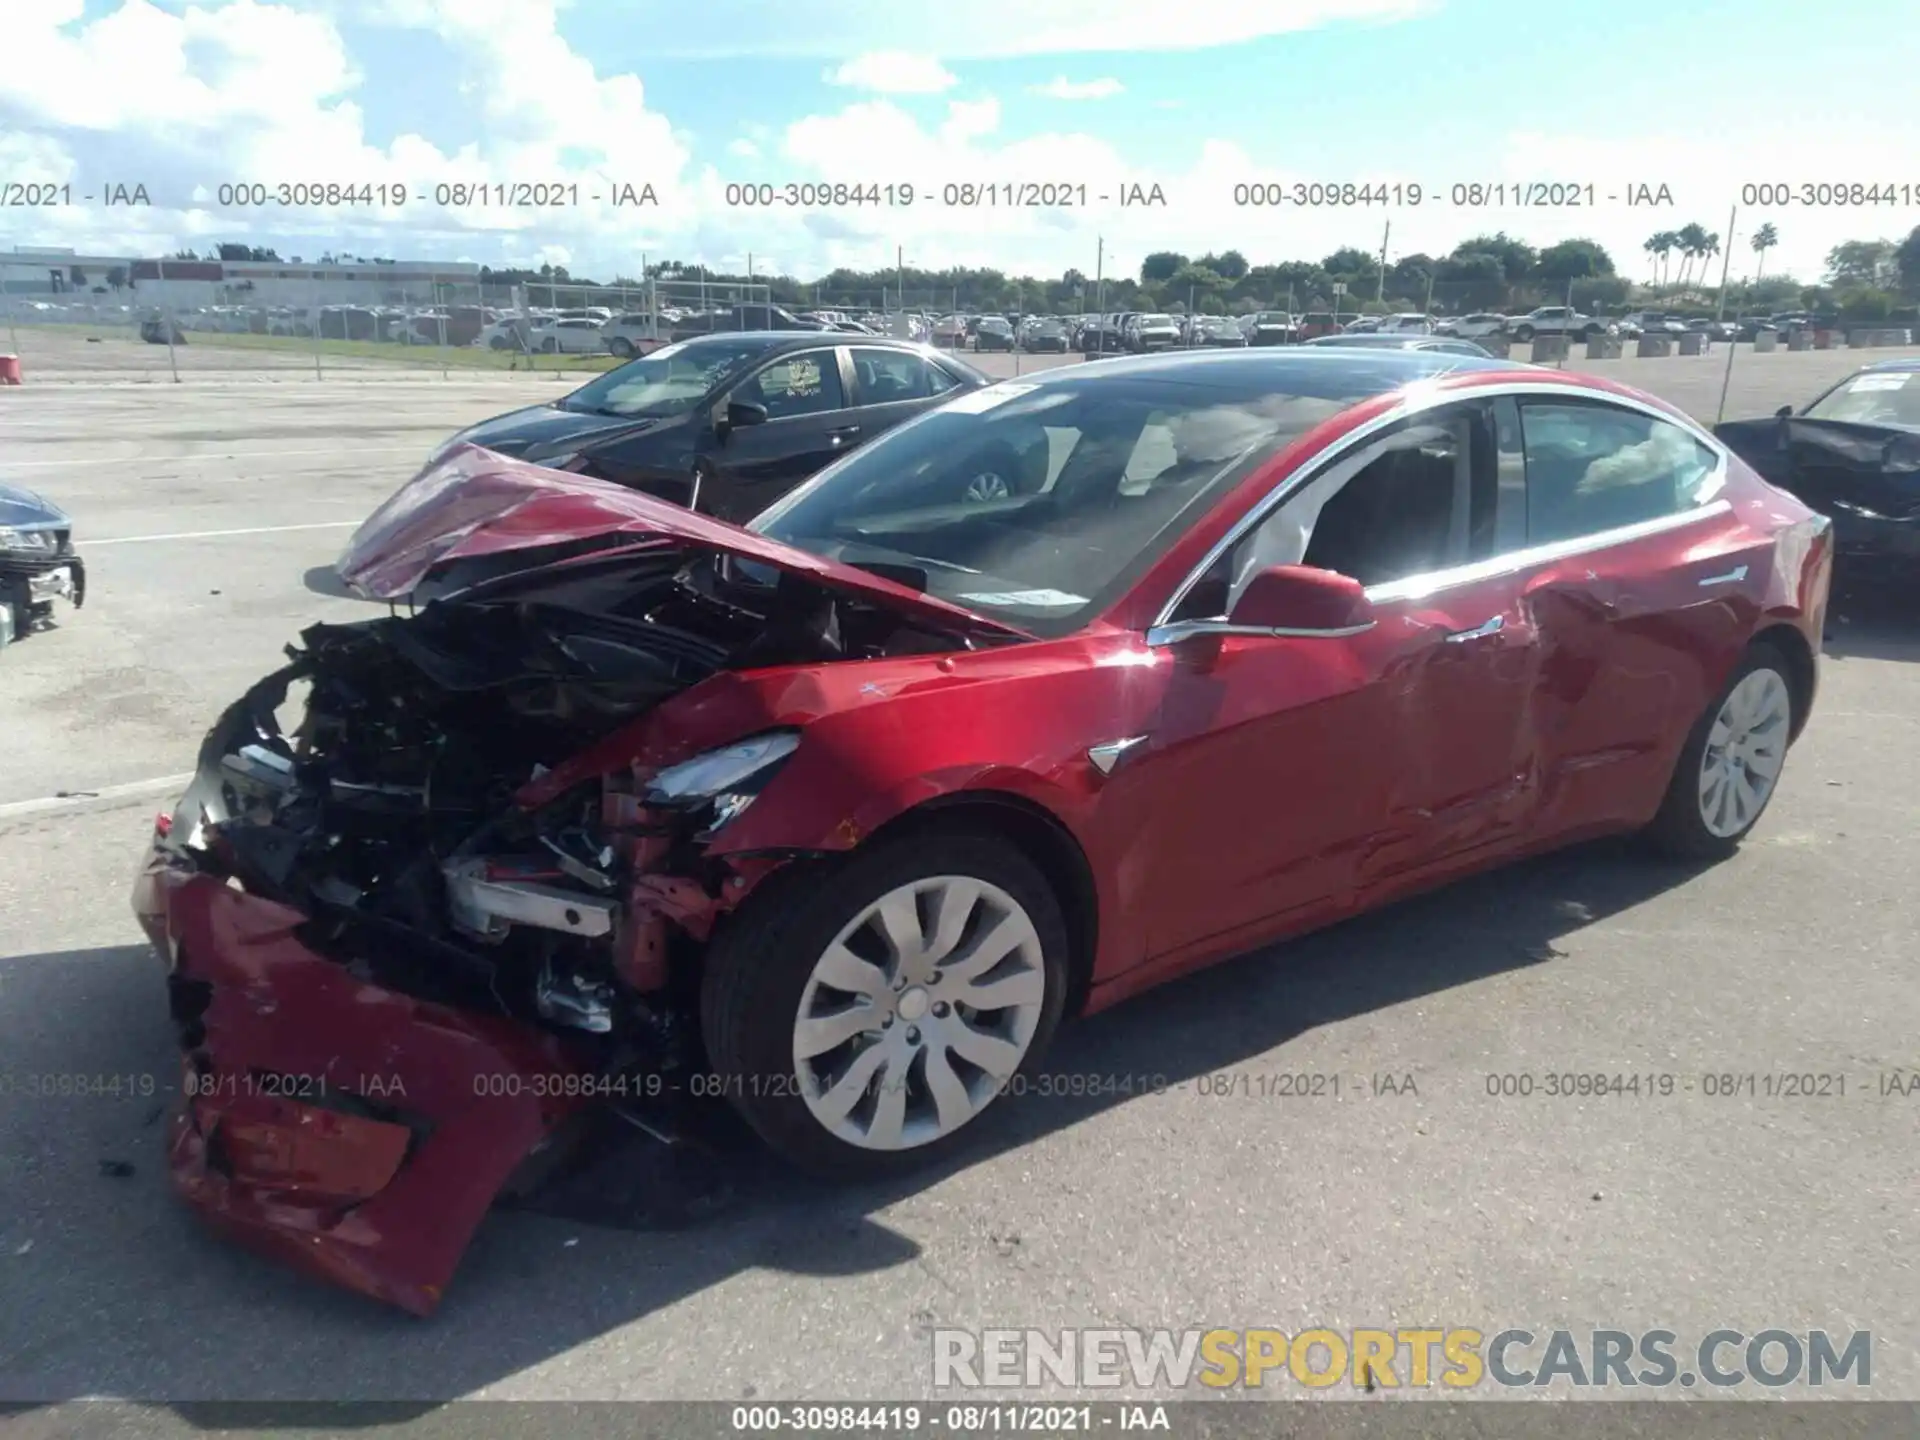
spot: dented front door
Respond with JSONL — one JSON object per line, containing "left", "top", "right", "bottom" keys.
{"left": 1346, "top": 569, "right": 1546, "bottom": 885}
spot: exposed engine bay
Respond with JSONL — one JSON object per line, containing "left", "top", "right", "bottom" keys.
{"left": 167, "top": 557, "right": 973, "bottom": 1069}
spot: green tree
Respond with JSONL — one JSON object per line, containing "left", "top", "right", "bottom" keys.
{"left": 1197, "top": 249, "right": 1248, "bottom": 280}
{"left": 1436, "top": 252, "right": 1508, "bottom": 309}
{"left": 1644, "top": 230, "right": 1677, "bottom": 288}
{"left": 1750, "top": 223, "right": 1779, "bottom": 286}
{"left": 1896, "top": 225, "right": 1920, "bottom": 298}
{"left": 1823, "top": 239, "right": 1893, "bottom": 288}
{"left": 1139, "top": 251, "right": 1187, "bottom": 284}
{"left": 1535, "top": 238, "right": 1615, "bottom": 282}
{"left": 1452, "top": 233, "right": 1535, "bottom": 284}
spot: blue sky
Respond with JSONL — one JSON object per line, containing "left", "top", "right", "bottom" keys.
{"left": 4, "top": 0, "right": 1917, "bottom": 285}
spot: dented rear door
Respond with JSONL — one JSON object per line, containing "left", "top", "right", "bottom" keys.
{"left": 1512, "top": 395, "right": 1767, "bottom": 838}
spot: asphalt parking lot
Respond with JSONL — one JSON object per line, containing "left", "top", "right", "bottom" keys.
{"left": 1, "top": 345, "right": 1917, "bottom": 1411}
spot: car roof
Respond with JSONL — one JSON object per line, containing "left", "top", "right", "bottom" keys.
{"left": 1025, "top": 346, "right": 1515, "bottom": 389}
{"left": 1861, "top": 357, "right": 1920, "bottom": 373}
{"left": 681, "top": 331, "right": 925, "bottom": 352}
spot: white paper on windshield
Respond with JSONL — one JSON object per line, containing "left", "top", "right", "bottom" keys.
{"left": 941, "top": 382, "right": 1039, "bottom": 414}
{"left": 1847, "top": 374, "right": 1910, "bottom": 391}
{"left": 956, "top": 588, "right": 1087, "bottom": 607}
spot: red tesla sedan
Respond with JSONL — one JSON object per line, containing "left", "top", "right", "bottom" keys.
{"left": 134, "top": 349, "right": 1830, "bottom": 1313}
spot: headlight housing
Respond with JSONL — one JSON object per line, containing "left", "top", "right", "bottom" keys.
{"left": 0, "top": 528, "right": 53, "bottom": 552}
{"left": 646, "top": 730, "right": 800, "bottom": 832}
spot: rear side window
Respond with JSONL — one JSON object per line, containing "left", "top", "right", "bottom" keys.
{"left": 1518, "top": 401, "right": 1721, "bottom": 544}
{"left": 737, "top": 351, "right": 845, "bottom": 418}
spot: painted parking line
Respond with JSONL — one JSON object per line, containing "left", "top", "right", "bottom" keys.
{"left": 86, "top": 520, "right": 362, "bottom": 546}
{"left": 0, "top": 773, "right": 194, "bottom": 821}
{"left": 0, "top": 445, "right": 428, "bottom": 468}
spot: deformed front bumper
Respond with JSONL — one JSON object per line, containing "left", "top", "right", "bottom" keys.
{"left": 132, "top": 847, "right": 595, "bottom": 1316}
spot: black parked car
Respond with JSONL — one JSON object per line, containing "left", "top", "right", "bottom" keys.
{"left": 0, "top": 484, "right": 85, "bottom": 652}
{"left": 973, "top": 316, "right": 1017, "bottom": 352}
{"left": 386, "top": 332, "right": 994, "bottom": 530}
{"left": 1020, "top": 319, "right": 1071, "bottom": 353}
{"left": 1715, "top": 357, "right": 1920, "bottom": 568}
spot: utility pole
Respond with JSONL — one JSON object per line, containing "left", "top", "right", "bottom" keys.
{"left": 1377, "top": 219, "right": 1391, "bottom": 304}
{"left": 1713, "top": 204, "right": 1737, "bottom": 322}
{"left": 1715, "top": 205, "right": 1742, "bottom": 423}
{"left": 1094, "top": 237, "right": 1105, "bottom": 354}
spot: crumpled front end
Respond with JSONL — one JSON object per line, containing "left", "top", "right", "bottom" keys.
{"left": 128, "top": 555, "right": 990, "bottom": 1310}
{"left": 134, "top": 858, "right": 590, "bottom": 1316}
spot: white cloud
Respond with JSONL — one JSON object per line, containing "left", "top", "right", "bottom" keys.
{"left": 1029, "top": 77, "right": 1123, "bottom": 100}
{"left": 2, "top": 1, "right": 1914, "bottom": 291}
{"left": 821, "top": 52, "right": 956, "bottom": 94}
{"left": 644, "top": 0, "right": 1434, "bottom": 58}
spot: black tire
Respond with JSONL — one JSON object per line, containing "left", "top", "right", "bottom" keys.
{"left": 1640, "top": 642, "right": 1795, "bottom": 861}
{"left": 539, "top": 337, "right": 558, "bottom": 354}
{"left": 701, "top": 827, "right": 1072, "bottom": 1179}
{"left": 489, "top": 335, "right": 510, "bottom": 350}
{"left": 1513, "top": 325, "right": 1535, "bottom": 341}
{"left": 609, "top": 337, "right": 635, "bottom": 358}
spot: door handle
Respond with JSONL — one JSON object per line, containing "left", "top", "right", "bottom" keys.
{"left": 827, "top": 424, "right": 862, "bottom": 443}
{"left": 1697, "top": 564, "right": 1748, "bottom": 587}
{"left": 1444, "top": 614, "right": 1504, "bottom": 643}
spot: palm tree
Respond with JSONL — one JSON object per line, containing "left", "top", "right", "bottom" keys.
{"left": 1644, "top": 231, "right": 1676, "bottom": 289}
{"left": 1672, "top": 223, "right": 1711, "bottom": 297}
{"left": 1751, "top": 223, "right": 1779, "bottom": 285}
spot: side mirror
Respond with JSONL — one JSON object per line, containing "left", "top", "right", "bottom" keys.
{"left": 1774, "top": 405, "right": 1793, "bottom": 420}
{"left": 726, "top": 400, "right": 769, "bottom": 429}
{"left": 1229, "top": 565, "right": 1375, "bottom": 633}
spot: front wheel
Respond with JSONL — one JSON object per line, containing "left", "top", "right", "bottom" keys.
{"left": 701, "top": 830, "right": 1071, "bottom": 1177}
{"left": 1513, "top": 325, "right": 1535, "bottom": 341}
{"left": 608, "top": 337, "right": 635, "bottom": 358}
{"left": 1641, "top": 643, "right": 1795, "bottom": 860}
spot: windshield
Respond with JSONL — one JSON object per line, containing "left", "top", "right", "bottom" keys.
{"left": 745, "top": 371, "right": 1404, "bottom": 638}
{"left": 560, "top": 337, "right": 769, "bottom": 417}
{"left": 1803, "top": 369, "right": 1920, "bottom": 430}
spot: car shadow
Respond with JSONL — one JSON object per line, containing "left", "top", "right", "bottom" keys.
{"left": 1822, "top": 565, "right": 1920, "bottom": 663}
{"left": 300, "top": 564, "right": 362, "bottom": 602}
{"left": 0, "top": 834, "right": 1711, "bottom": 1408}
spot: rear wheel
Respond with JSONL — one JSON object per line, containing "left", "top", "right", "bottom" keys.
{"left": 1642, "top": 643, "right": 1795, "bottom": 860}
{"left": 1513, "top": 324, "right": 1535, "bottom": 341}
{"left": 701, "top": 830, "right": 1070, "bottom": 1177}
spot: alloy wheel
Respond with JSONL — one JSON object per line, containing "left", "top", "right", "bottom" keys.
{"left": 963, "top": 472, "right": 1012, "bottom": 502}
{"left": 1698, "top": 667, "right": 1791, "bottom": 837}
{"left": 792, "top": 876, "right": 1048, "bottom": 1151}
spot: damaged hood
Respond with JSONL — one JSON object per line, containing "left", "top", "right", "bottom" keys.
{"left": 336, "top": 445, "right": 1032, "bottom": 639}
{"left": 1715, "top": 415, "right": 1920, "bottom": 520}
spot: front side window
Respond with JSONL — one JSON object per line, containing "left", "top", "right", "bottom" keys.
{"left": 1170, "top": 403, "right": 1493, "bottom": 620}
{"left": 736, "top": 351, "right": 845, "bottom": 418}
{"left": 1519, "top": 400, "right": 1721, "bottom": 544}
{"left": 562, "top": 337, "right": 770, "bottom": 417}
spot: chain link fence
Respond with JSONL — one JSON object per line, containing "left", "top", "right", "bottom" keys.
{"left": 1, "top": 250, "right": 1907, "bottom": 383}
{"left": 0, "top": 268, "right": 771, "bottom": 382}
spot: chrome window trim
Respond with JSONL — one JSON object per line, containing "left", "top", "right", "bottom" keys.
{"left": 1151, "top": 379, "right": 1738, "bottom": 629}
{"left": 1362, "top": 499, "right": 1734, "bottom": 605}
{"left": 1146, "top": 619, "right": 1377, "bottom": 648}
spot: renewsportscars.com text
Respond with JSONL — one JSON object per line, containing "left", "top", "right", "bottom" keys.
{"left": 933, "top": 1327, "right": 1872, "bottom": 1390}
